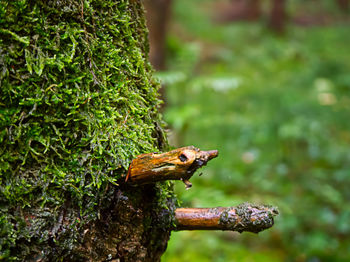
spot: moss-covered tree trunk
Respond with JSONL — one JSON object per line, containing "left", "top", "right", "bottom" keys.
{"left": 0, "top": 1, "right": 175, "bottom": 261}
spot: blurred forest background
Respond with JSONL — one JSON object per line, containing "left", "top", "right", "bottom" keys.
{"left": 145, "top": 0, "right": 350, "bottom": 261}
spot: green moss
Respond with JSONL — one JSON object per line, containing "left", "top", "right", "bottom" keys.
{"left": 0, "top": 0, "right": 170, "bottom": 260}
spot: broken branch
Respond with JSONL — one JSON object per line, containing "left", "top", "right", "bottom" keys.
{"left": 125, "top": 146, "right": 218, "bottom": 188}
{"left": 174, "top": 203, "right": 278, "bottom": 233}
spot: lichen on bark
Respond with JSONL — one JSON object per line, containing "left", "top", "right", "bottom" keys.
{"left": 0, "top": 0, "right": 174, "bottom": 261}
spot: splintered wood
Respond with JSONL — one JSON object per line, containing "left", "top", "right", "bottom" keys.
{"left": 174, "top": 203, "right": 279, "bottom": 233}
{"left": 125, "top": 146, "right": 218, "bottom": 188}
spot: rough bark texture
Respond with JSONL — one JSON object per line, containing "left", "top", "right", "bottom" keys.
{"left": 0, "top": 0, "right": 174, "bottom": 261}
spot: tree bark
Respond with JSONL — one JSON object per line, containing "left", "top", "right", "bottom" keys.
{"left": 0, "top": 1, "right": 173, "bottom": 261}
{"left": 174, "top": 203, "right": 278, "bottom": 233}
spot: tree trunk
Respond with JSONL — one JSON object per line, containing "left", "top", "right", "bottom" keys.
{"left": 216, "top": 0, "right": 261, "bottom": 22}
{"left": 144, "top": 0, "right": 172, "bottom": 71}
{"left": 246, "top": 0, "right": 261, "bottom": 21}
{"left": 269, "top": 0, "right": 287, "bottom": 33}
{"left": 337, "top": 0, "right": 349, "bottom": 12}
{"left": 0, "top": 1, "right": 174, "bottom": 261}
{"left": 143, "top": 0, "right": 172, "bottom": 109}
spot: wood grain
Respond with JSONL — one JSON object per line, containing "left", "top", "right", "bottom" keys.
{"left": 174, "top": 203, "right": 279, "bottom": 233}
{"left": 125, "top": 146, "right": 218, "bottom": 187}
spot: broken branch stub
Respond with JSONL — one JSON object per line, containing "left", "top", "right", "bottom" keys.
{"left": 125, "top": 146, "right": 218, "bottom": 188}
{"left": 174, "top": 203, "right": 279, "bottom": 233}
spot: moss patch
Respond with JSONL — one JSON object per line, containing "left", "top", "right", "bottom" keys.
{"left": 0, "top": 0, "right": 171, "bottom": 260}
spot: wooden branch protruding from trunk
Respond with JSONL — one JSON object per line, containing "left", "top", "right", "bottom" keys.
{"left": 125, "top": 146, "right": 218, "bottom": 188}
{"left": 174, "top": 203, "right": 279, "bottom": 233}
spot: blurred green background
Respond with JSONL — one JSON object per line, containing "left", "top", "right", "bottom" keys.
{"left": 147, "top": 0, "right": 350, "bottom": 261}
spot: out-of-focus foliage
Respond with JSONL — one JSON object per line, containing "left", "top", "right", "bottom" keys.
{"left": 161, "top": 0, "right": 350, "bottom": 261}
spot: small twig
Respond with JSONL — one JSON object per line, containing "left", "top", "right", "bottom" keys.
{"left": 174, "top": 203, "right": 279, "bottom": 233}
{"left": 125, "top": 146, "right": 218, "bottom": 188}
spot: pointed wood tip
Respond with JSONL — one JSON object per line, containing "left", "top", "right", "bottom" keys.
{"left": 125, "top": 146, "right": 219, "bottom": 185}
